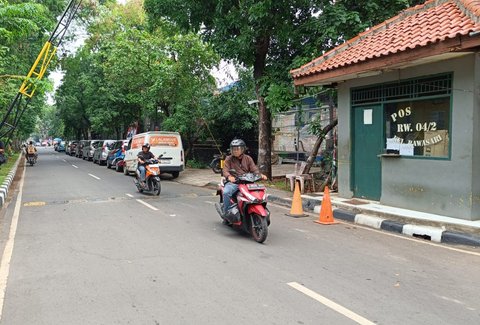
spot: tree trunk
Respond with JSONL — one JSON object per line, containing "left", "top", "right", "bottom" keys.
{"left": 253, "top": 35, "right": 271, "bottom": 179}
{"left": 303, "top": 119, "right": 338, "bottom": 175}
{"left": 256, "top": 91, "right": 272, "bottom": 178}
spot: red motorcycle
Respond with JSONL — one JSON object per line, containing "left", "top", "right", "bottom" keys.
{"left": 215, "top": 172, "right": 270, "bottom": 243}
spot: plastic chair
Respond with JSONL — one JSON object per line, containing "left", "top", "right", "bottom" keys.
{"left": 285, "top": 162, "right": 314, "bottom": 193}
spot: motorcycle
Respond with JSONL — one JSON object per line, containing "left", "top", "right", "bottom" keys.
{"left": 215, "top": 172, "right": 270, "bottom": 243}
{"left": 134, "top": 158, "right": 161, "bottom": 195}
{"left": 26, "top": 154, "right": 36, "bottom": 166}
{"left": 209, "top": 151, "right": 228, "bottom": 174}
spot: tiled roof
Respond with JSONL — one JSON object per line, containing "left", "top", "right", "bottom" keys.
{"left": 291, "top": 0, "right": 480, "bottom": 81}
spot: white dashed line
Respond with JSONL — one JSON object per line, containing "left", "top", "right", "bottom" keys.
{"left": 88, "top": 174, "right": 101, "bottom": 180}
{"left": 72, "top": 165, "right": 78, "bottom": 168}
{"left": 125, "top": 194, "right": 134, "bottom": 198}
{"left": 287, "top": 282, "right": 375, "bottom": 325}
{"left": 136, "top": 199, "right": 158, "bottom": 211}
{"left": 62, "top": 159, "right": 67, "bottom": 162}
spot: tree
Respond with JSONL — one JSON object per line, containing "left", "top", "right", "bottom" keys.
{"left": 56, "top": 0, "right": 219, "bottom": 154}
{"left": 144, "top": 0, "right": 424, "bottom": 177}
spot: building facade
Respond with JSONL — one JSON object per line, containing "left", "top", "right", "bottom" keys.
{"left": 291, "top": 0, "right": 480, "bottom": 220}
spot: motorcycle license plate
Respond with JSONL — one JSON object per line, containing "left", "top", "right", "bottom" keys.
{"left": 149, "top": 164, "right": 160, "bottom": 167}
{"left": 247, "top": 184, "right": 265, "bottom": 190}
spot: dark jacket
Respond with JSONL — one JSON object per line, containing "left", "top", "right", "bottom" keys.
{"left": 223, "top": 154, "right": 259, "bottom": 179}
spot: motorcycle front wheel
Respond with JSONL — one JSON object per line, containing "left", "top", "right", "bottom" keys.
{"left": 250, "top": 214, "right": 268, "bottom": 243}
{"left": 151, "top": 177, "right": 161, "bottom": 196}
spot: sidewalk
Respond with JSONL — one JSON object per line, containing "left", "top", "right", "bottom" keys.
{"left": 175, "top": 165, "right": 480, "bottom": 247}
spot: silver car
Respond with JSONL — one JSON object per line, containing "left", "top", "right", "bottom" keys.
{"left": 83, "top": 140, "right": 101, "bottom": 161}
{"left": 93, "top": 140, "right": 116, "bottom": 165}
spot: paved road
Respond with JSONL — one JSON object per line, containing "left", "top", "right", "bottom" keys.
{"left": 0, "top": 147, "right": 479, "bottom": 324}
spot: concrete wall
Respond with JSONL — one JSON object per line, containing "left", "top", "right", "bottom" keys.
{"left": 472, "top": 53, "right": 480, "bottom": 220}
{"left": 337, "top": 54, "right": 479, "bottom": 220}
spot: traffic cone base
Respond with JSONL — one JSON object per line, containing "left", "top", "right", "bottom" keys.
{"left": 286, "top": 180, "right": 308, "bottom": 218}
{"left": 314, "top": 186, "right": 338, "bottom": 225}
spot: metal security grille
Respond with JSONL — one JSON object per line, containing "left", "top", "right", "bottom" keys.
{"left": 352, "top": 73, "right": 452, "bottom": 105}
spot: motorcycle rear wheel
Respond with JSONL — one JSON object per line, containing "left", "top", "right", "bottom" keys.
{"left": 211, "top": 158, "right": 222, "bottom": 174}
{"left": 250, "top": 214, "right": 268, "bottom": 243}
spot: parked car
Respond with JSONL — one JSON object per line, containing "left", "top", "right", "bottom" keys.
{"left": 76, "top": 140, "right": 88, "bottom": 158}
{"left": 93, "top": 140, "right": 115, "bottom": 165}
{"left": 123, "top": 131, "right": 184, "bottom": 178}
{"left": 57, "top": 141, "right": 65, "bottom": 152}
{"left": 106, "top": 139, "right": 128, "bottom": 170}
{"left": 82, "top": 140, "right": 100, "bottom": 161}
{"left": 115, "top": 159, "right": 126, "bottom": 173}
{"left": 67, "top": 141, "right": 78, "bottom": 156}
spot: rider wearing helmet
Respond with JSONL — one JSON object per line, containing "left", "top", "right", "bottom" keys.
{"left": 222, "top": 139, "right": 267, "bottom": 215}
{"left": 137, "top": 143, "right": 156, "bottom": 185}
{"left": 26, "top": 140, "right": 38, "bottom": 162}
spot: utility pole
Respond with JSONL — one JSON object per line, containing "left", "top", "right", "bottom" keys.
{"left": 0, "top": 0, "right": 83, "bottom": 144}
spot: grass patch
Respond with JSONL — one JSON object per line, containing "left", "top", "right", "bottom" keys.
{"left": 0, "top": 152, "right": 20, "bottom": 184}
{"left": 264, "top": 177, "right": 290, "bottom": 191}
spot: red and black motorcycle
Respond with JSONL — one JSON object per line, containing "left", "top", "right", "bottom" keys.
{"left": 215, "top": 172, "right": 270, "bottom": 243}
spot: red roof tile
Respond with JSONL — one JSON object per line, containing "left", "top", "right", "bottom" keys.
{"left": 291, "top": 0, "right": 480, "bottom": 81}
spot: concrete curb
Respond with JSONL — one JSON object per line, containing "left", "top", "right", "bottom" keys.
{"left": 267, "top": 193, "right": 480, "bottom": 247}
{"left": 0, "top": 154, "right": 22, "bottom": 208}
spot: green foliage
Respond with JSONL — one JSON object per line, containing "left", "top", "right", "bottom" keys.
{"left": 0, "top": 0, "right": 63, "bottom": 145}
{"left": 204, "top": 70, "right": 259, "bottom": 148}
{"left": 55, "top": 0, "right": 219, "bottom": 154}
{"left": 0, "top": 152, "right": 19, "bottom": 184}
{"left": 186, "top": 158, "right": 208, "bottom": 169}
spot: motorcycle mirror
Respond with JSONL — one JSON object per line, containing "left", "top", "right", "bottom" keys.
{"left": 229, "top": 169, "right": 237, "bottom": 176}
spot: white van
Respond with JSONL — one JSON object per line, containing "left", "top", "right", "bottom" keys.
{"left": 123, "top": 131, "right": 184, "bottom": 178}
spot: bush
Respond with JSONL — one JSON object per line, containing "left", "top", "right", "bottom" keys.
{"left": 186, "top": 159, "right": 208, "bottom": 169}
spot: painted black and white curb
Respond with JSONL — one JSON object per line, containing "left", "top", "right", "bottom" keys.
{"left": 267, "top": 194, "right": 480, "bottom": 247}
{"left": 0, "top": 154, "right": 22, "bottom": 208}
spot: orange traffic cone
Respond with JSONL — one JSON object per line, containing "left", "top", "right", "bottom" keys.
{"left": 315, "top": 186, "right": 338, "bottom": 225}
{"left": 287, "top": 180, "right": 307, "bottom": 218}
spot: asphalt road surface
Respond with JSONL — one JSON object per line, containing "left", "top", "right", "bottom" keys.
{"left": 0, "top": 147, "right": 479, "bottom": 324}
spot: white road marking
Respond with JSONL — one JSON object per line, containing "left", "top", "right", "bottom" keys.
{"left": 136, "top": 199, "right": 158, "bottom": 211}
{"left": 204, "top": 201, "right": 217, "bottom": 205}
{"left": 293, "top": 228, "right": 308, "bottom": 233}
{"left": 287, "top": 282, "right": 375, "bottom": 325}
{"left": 88, "top": 174, "right": 101, "bottom": 180}
{"left": 0, "top": 161, "right": 26, "bottom": 318}
{"left": 270, "top": 203, "right": 480, "bottom": 257}
{"left": 125, "top": 194, "right": 134, "bottom": 198}
{"left": 72, "top": 165, "right": 78, "bottom": 168}
{"left": 62, "top": 159, "right": 67, "bottom": 162}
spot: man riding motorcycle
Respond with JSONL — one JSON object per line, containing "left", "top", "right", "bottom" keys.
{"left": 137, "top": 143, "right": 156, "bottom": 187}
{"left": 26, "top": 141, "right": 37, "bottom": 162}
{"left": 222, "top": 139, "right": 267, "bottom": 216}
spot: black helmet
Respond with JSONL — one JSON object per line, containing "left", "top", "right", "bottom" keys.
{"left": 142, "top": 143, "right": 150, "bottom": 149}
{"left": 230, "top": 139, "right": 246, "bottom": 154}
{"left": 29, "top": 141, "right": 33, "bottom": 145}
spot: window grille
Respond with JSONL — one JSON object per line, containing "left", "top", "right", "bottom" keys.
{"left": 352, "top": 74, "right": 452, "bottom": 105}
